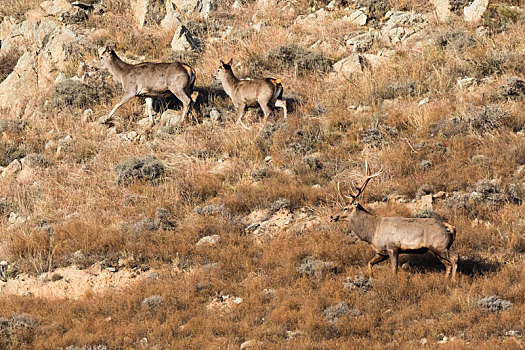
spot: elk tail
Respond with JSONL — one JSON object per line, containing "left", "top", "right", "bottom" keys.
{"left": 443, "top": 222, "right": 456, "bottom": 242}
{"left": 269, "top": 78, "right": 283, "bottom": 100}
{"left": 182, "top": 64, "right": 196, "bottom": 90}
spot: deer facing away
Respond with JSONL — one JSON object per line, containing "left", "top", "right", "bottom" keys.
{"left": 330, "top": 163, "right": 458, "bottom": 280}
{"left": 215, "top": 59, "right": 287, "bottom": 129}
{"left": 96, "top": 47, "right": 196, "bottom": 125}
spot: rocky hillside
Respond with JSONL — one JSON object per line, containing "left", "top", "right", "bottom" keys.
{"left": 1, "top": 0, "right": 525, "bottom": 348}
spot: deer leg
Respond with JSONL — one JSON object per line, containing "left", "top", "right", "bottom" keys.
{"left": 387, "top": 248, "right": 399, "bottom": 274}
{"left": 274, "top": 99, "right": 287, "bottom": 119}
{"left": 236, "top": 103, "right": 249, "bottom": 129}
{"left": 108, "top": 93, "right": 135, "bottom": 120}
{"left": 145, "top": 97, "right": 154, "bottom": 125}
{"left": 367, "top": 253, "right": 388, "bottom": 278}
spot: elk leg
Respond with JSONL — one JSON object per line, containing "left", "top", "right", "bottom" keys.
{"left": 236, "top": 103, "right": 249, "bottom": 129}
{"left": 274, "top": 99, "right": 287, "bottom": 119}
{"left": 431, "top": 249, "right": 454, "bottom": 278}
{"left": 145, "top": 97, "right": 154, "bottom": 125}
{"left": 367, "top": 253, "right": 388, "bottom": 277}
{"left": 170, "top": 88, "right": 192, "bottom": 123}
{"left": 260, "top": 102, "right": 272, "bottom": 124}
{"left": 387, "top": 248, "right": 399, "bottom": 274}
{"left": 108, "top": 93, "right": 135, "bottom": 120}
{"left": 450, "top": 253, "right": 458, "bottom": 281}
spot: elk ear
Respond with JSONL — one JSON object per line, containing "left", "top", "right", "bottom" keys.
{"left": 227, "top": 58, "right": 233, "bottom": 65}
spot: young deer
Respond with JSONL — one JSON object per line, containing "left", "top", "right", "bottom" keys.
{"left": 215, "top": 59, "right": 287, "bottom": 129}
{"left": 330, "top": 163, "right": 458, "bottom": 280}
{"left": 96, "top": 47, "right": 196, "bottom": 125}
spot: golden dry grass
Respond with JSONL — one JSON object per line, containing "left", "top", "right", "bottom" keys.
{"left": 1, "top": 0, "right": 525, "bottom": 348}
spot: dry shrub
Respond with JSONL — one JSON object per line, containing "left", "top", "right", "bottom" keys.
{"left": 0, "top": 48, "right": 21, "bottom": 83}
{"left": 248, "top": 44, "right": 332, "bottom": 77}
{"left": 49, "top": 79, "right": 114, "bottom": 110}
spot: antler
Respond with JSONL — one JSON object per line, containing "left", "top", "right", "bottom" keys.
{"left": 338, "top": 161, "right": 382, "bottom": 204}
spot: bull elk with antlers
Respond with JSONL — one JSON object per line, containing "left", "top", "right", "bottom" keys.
{"left": 330, "top": 163, "right": 458, "bottom": 280}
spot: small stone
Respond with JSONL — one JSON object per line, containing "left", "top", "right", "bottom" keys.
{"left": 209, "top": 109, "right": 221, "bottom": 122}
{"left": 195, "top": 234, "right": 221, "bottom": 247}
{"left": 420, "top": 337, "right": 427, "bottom": 345}
{"left": 418, "top": 97, "right": 429, "bottom": 106}
{"left": 264, "top": 156, "right": 272, "bottom": 162}
{"left": 82, "top": 108, "right": 94, "bottom": 122}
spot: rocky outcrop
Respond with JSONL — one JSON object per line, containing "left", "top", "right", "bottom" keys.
{"left": 0, "top": 15, "right": 88, "bottom": 117}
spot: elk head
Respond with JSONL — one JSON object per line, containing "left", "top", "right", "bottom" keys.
{"left": 330, "top": 162, "right": 382, "bottom": 222}
{"left": 213, "top": 58, "right": 233, "bottom": 80}
{"left": 92, "top": 46, "right": 115, "bottom": 70}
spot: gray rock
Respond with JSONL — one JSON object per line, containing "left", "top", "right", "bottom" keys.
{"left": 324, "top": 301, "right": 360, "bottom": 324}
{"left": 115, "top": 155, "right": 165, "bottom": 186}
{"left": 477, "top": 295, "right": 512, "bottom": 312}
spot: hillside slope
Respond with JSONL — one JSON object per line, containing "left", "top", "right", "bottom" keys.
{"left": 1, "top": 0, "right": 525, "bottom": 348}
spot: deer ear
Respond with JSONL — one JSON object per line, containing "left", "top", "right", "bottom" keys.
{"left": 227, "top": 58, "right": 233, "bottom": 65}
{"left": 220, "top": 60, "right": 225, "bottom": 65}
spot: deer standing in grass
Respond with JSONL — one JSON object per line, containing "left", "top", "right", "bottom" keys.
{"left": 96, "top": 47, "right": 196, "bottom": 125}
{"left": 215, "top": 59, "right": 287, "bottom": 129}
{"left": 330, "top": 163, "right": 458, "bottom": 280}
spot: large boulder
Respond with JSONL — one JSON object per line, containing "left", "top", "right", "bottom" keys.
{"left": 0, "top": 53, "right": 39, "bottom": 117}
{"left": 171, "top": 23, "right": 201, "bottom": 51}
{"left": 132, "top": 0, "right": 181, "bottom": 29}
{"left": 464, "top": 0, "right": 488, "bottom": 23}
{"left": 432, "top": 0, "right": 452, "bottom": 23}
{"left": 170, "top": 0, "right": 215, "bottom": 19}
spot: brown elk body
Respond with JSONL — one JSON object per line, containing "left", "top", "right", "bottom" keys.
{"left": 215, "top": 59, "right": 287, "bottom": 129}
{"left": 96, "top": 47, "right": 196, "bottom": 124}
{"left": 330, "top": 165, "right": 458, "bottom": 280}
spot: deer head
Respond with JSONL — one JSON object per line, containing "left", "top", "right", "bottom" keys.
{"left": 330, "top": 161, "right": 382, "bottom": 222}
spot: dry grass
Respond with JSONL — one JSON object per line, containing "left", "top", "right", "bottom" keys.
{"left": 2, "top": 0, "right": 525, "bottom": 348}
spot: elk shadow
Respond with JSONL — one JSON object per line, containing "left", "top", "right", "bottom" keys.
{"left": 149, "top": 86, "right": 228, "bottom": 114}
{"left": 399, "top": 252, "right": 500, "bottom": 277}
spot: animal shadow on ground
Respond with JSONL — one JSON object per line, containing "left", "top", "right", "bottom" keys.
{"left": 150, "top": 87, "right": 302, "bottom": 123}
{"left": 399, "top": 252, "right": 500, "bottom": 277}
